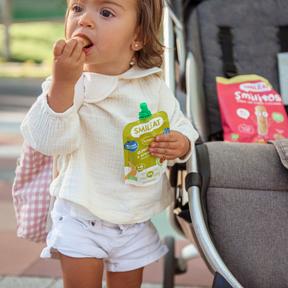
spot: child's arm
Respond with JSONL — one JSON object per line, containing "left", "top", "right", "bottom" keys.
{"left": 20, "top": 39, "right": 85, "bottom": 156}
{"left": 48, "top": 38, "right": 85, "bottom": 113}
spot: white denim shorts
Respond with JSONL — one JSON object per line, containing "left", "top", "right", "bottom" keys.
{"left": 41, "top": 199, "right": 168, "bottom": 272}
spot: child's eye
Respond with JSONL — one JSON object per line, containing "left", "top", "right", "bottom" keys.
{"left": 71, "top": 5, "right": 83, "bottom": 13}
{"left": 100, "top": 10, "right": 114, "bottom": 18}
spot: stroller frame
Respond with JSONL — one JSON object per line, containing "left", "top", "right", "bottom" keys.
{"left": 163, "top": 1, "right": 243, "bottom": 287}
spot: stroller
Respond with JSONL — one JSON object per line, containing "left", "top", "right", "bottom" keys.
{"left": 163, "top": 0, "right": 288, "bottom": 287}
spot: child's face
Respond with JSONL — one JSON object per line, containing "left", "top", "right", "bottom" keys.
{"left": 66, "top": 0, "right": 140, "bottom": 75}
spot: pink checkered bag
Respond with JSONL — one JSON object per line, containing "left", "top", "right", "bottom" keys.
{"left": 12, "top": 141, "right": 55, "bottom": 243}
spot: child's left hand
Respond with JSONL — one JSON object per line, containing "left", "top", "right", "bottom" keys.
{"left": 148, "top": 130, "right": 190, "bottom": 160}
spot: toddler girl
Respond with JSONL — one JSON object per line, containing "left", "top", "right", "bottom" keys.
{"left": 21, "top": 0, "right": 199, "bottom": 287}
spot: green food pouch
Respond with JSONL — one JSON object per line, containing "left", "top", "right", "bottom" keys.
{"left": 123, "top": 103, "right": 170, "bottom": 186}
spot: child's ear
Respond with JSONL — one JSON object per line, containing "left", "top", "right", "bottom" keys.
{"left": 132, "top": 27, "right": 143, "bottom": 51}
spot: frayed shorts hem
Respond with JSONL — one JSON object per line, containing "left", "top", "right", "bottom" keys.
{"left": 40, "top": 199, "right": 168, "bottom": 272}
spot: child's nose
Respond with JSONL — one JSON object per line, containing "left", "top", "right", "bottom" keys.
{"left": 78, "top": 13, "right": 94, "bottom": 28}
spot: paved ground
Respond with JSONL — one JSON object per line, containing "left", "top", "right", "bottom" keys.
{"left": 0, "top": 77, "right": 213, "bottom": 288}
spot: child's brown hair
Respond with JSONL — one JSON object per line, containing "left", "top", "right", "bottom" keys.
{"left": 65, "top": 0, "right": 164, "bottom": 69}
{"left": 135, "top": 0, "right": 165, "bottom": 68}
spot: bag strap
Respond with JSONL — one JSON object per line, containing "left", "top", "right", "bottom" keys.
{"left": 278, "top": 26, "right": 288, "bottom": 53}
{"left": 218, "top": 26, "right": 238, "bottom": 78}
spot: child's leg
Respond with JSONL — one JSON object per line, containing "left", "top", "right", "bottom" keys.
{"left": 59, "top": 253, "right": 104, "bottom": 288}
{"left": 106, "top": 267, "right": 144, "bottom": 288}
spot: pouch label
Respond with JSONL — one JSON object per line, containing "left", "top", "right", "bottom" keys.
{"left": 123, "top": 111, "right": 169, "bottom": 186}
{"left": 131, "top": 117, "right": 164, "bottom": 138}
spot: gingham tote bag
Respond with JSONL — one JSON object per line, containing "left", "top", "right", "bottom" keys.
{"left": 12, "top": 141, "right": 53, "bottom": 243}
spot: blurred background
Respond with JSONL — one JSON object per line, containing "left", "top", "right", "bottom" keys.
{"left": 0, "top": 0, "right": 212, "bottom": 287}
{"left": 0, "top": 0, "right": 66, "bottom": 76}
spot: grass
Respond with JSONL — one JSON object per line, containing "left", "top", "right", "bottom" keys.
{"left": 0, "top": 21, "right": 65, "bottom": 78}
{"left": 0, "top": 21, "right": 65, "bottom": 63}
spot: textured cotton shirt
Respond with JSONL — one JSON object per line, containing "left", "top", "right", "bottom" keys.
{"left": 21, "top": 65, "right": 199, "bottom": 224}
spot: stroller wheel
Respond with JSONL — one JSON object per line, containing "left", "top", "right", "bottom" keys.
{"left": 163, "top": 236, "right": 175, "bottom": 288}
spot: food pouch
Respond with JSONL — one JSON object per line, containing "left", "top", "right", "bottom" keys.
{"left": 216, "top": 75, "right": 288, "bottom": 143}
{"left": 123, "top": 103, "right": 170, "bottom": 186}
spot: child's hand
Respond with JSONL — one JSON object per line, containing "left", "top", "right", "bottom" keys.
{"left": 148, "top": 130, "right": 190, "bottom": 160}
{"left": 47, "top": 39, "right": 85, "bottom": 113}
{"left": 52, "top": 38, "right": 85, "bottom": 87}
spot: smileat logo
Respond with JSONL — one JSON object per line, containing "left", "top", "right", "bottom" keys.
{"left": 239, "top": 82, "right": 271, "bottom": 92}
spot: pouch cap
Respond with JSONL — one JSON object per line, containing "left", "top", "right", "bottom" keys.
{"left": 139, "top": 103, "right": 152, "bottom": 120}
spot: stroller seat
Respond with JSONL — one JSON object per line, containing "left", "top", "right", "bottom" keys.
{"left": 191, "top": 141, "right": 288, "bottom": 288}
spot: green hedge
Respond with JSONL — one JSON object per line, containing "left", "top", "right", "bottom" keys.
{"left": 1, "top": 0, "right": 67, "bottom": 22}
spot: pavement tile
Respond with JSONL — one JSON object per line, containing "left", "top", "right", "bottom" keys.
{"left": 0, "top": 232, "right": 46, "bottom": 275}
{"left": 0, "top": 158, "right": 18, "bottom": 168}
{"left": 49, "top": 279, "right": 107, "bottom": 288}
{"left": 0, "top": 276, "right": 206, "bottom": 288}
{"left": 0, "top": 181, "right": 13, "bottom": 201}
{"left": 0, "top": 202, "right": 17, "bottom": 231}
{"left": 0, "top": 276, "right": 54, "bottom": 288}
{"left": 175, "top": 258, "right": 213, "bottom": 287}
{"left": 48, "top": 279, "right": 64, "bottom": 288}
{"left": 174, "top": 240, "right": 213, "bottom": 287}
{"left": 24, "top": 259, "right": 62, "bottom": 278}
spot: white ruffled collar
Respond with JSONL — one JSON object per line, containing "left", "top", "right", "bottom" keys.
{"left": 84, "top": 64, "right": 162, "bottom": 80}
{"left": 80, "top": 65, "right": 163, "bottom": 103}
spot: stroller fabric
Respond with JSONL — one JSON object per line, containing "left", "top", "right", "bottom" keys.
{"left": 204, "top": 141, "right": 288, "bottom": 288}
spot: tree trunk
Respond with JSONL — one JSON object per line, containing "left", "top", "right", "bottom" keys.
{"left": 1, "top": 0, "right": 12, "bottom": 60}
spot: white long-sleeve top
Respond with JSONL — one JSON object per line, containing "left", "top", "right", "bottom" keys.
{"left": 21, "top": 65, "right": 199, "bottom": 224}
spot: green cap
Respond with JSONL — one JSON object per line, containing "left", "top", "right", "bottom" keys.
{"left": 139, "top": 102, "right": 152, "bottom": 120}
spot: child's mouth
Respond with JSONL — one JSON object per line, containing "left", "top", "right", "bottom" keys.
{"left": 84, "top": 43, "right": 93, "bottom": 49}
{"left": 73, "top": 36, "right": 93, "bottom": 53}
{"left": 82, "top": 38, "right": 92, "bottom": 48}
{"left": 83, "top": 43, "right": 93, "bottom": 54}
